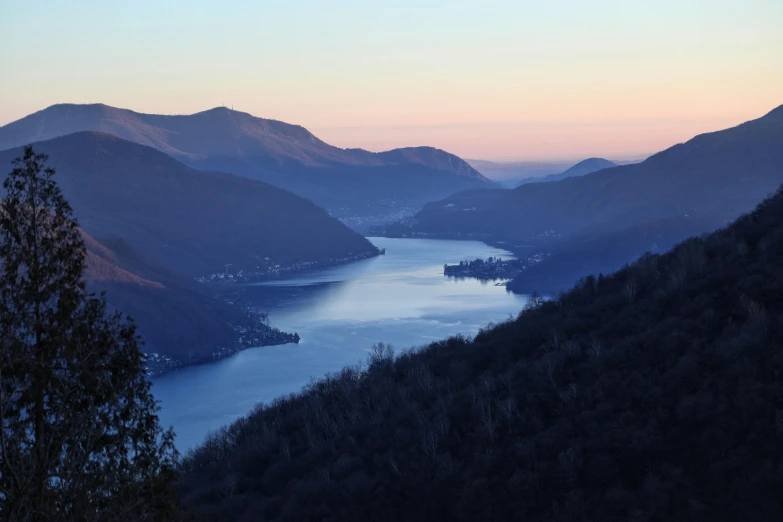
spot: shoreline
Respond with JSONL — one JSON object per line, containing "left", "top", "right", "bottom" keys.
{"left": 146, "top": 308, "right": 301, "bottom": 378}
{"left": 195, "top": 249, "right": 383, "bottom": 286}
{"left": 146, "top": 335, "right": 300, "bottom": 378}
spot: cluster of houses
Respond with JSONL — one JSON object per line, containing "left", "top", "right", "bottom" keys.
{"left": 443, "top": 252, "right": 549, "bottom": 282}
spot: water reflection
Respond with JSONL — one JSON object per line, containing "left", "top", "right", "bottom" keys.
{"left": 236, "top": 280, "right": 347, "bottom": 317}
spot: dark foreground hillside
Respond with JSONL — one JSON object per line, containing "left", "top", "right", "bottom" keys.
{"left": 179, "top": 186, "right": 783, "bottom": 521}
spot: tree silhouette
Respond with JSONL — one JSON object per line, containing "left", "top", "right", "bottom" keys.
{"left": 0, "top": 146, "right": 180, "bottom": 521}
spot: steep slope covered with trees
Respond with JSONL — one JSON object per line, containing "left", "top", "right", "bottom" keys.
{"left": 180, "top": 184, "right": 783, "bottom": 521}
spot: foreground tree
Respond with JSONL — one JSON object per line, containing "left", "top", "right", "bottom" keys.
{"left": 0, "top": 146, "right": 180, "bottom": 521}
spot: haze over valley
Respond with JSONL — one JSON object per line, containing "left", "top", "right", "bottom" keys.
{"left": 467, "top": 157, "right": 632, "bottom": 187}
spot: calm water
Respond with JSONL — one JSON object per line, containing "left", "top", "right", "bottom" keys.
{"left": 152, "top": 237, "right": 529, "bottom": 450}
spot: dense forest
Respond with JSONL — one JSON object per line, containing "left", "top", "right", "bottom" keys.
{"left": 179, "top": 183, "right": 783, "bottom": 520}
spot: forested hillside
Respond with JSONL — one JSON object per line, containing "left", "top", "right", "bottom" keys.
{"left": 180, "top": 184, "right": 783, "bottom": 521}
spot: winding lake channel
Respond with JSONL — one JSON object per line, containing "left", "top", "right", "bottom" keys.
{"left": 152, "top": 237, "right": 530, "bottom": 450}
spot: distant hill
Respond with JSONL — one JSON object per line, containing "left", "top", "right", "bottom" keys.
{"left": 383, "top": 104, "right": 783, "bottom": 289}
{"left": 0, "top": 104, "right": 494, "bottom": 223}
{"left": 180, "top": 180, "right": 783, "bottom": 521}
{"left": 466, "top": 159, "right": 573, "bottom": 187}
{"left": 0, "top": 132, "right": 379, "bottom": 278}
{"left": 515, "top": 157, "right": 618, "bottom": 185}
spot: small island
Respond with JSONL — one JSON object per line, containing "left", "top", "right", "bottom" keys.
{"left": 444, "top": 254, "right": 546, "bottom": 282}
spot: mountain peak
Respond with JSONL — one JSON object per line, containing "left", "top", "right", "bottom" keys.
{"left": 564, "top": 157, "right": 616, "bottom": 172}
{"left": 510, "top": 157, "right": 617, "bottom": 186}
{"left": 191, "top": 106, "right": 257, "bottom": 120}
{"left": 44, "top": 102, "right": 111, "bottom": 110}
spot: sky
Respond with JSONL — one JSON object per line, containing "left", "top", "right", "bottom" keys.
{"left": 1, "top": 0, "right": 782, "bottom": 161}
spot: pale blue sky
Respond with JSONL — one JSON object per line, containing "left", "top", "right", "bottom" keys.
{"left": 2, "top": 0, "right": 782, "bottom": 159}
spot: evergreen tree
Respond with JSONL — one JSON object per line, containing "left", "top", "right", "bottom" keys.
{"left": 0, "top": 146, "right": 180, "bottom": 521}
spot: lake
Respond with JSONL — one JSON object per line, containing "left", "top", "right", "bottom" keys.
{"left": 152, "top": 237, "right": 529, "bottom": 450}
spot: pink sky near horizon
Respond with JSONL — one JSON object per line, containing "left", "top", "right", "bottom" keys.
{"left": 1, "top": 0, "right": 782, "bottom": 161}
{"left": 1, "top": 100, "right": 776, "bottom": 163}
{"left": 310, "top": 114, "right": 764, "bottom": 162}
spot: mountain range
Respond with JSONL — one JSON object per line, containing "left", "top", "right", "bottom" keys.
{"left": 0, "top": 104, "right": 494, "bottom": 226}
{"left": 382, "top": 104, "right": 783, "bottom": 291}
